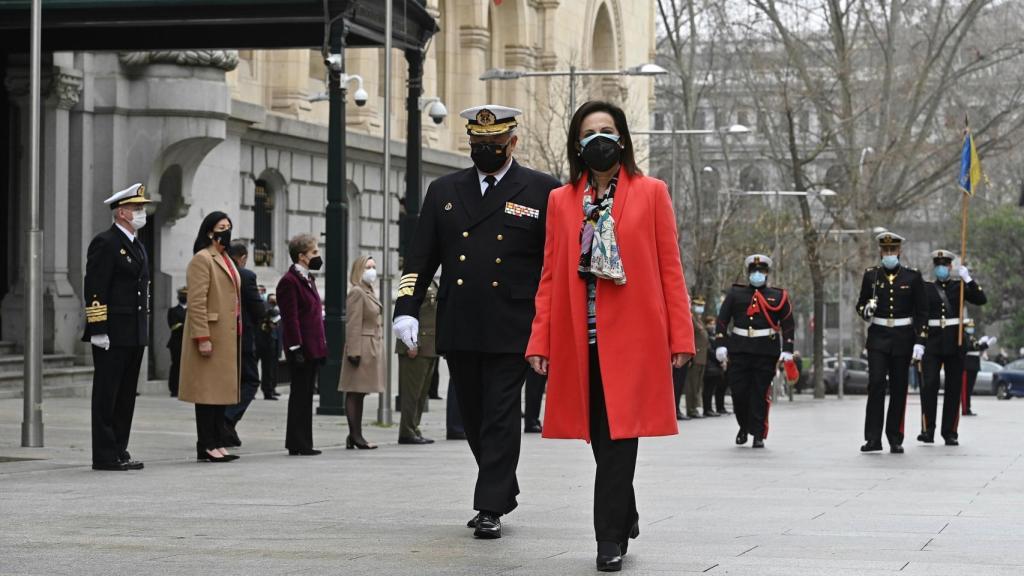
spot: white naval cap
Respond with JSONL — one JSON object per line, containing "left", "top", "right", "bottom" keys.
{"left": 875, "top": 231, "right": 905, "bottom": 247}
{"left": 745, "top": 254, "right": 773, "bottom": 269}
{"left": 930, "top": 249, "right": 957, "bottom": 261}
{"left": 103, "top": 183, "right": 150, "bottom": 209}
{"left": 459, "top": 104, "right": 522, "bottom": 136}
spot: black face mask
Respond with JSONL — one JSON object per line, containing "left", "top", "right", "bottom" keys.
{"left": 307, "top": 255, "right": 323, "bottom": 271}
{"left": 178, "top": 296, "right": 188, "bottom": 305}
{"left": 212, "top": 229, "right": 232, "bottom": 247}
{"left": 470, "top": 141, "right": 510, "bottom": 174}
{"left": 580, "top": 136, "right": 622, "bottom": 173}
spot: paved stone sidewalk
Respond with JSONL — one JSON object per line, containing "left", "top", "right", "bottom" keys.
{"left": 1, "top": 388, "right": 1022, "bottom": 575}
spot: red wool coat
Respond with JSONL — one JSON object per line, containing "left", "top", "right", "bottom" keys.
{"left": 526, "top": 169, "right": 695, "bottom": 441}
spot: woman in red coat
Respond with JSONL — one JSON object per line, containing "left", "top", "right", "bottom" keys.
{"left": 526, "top": 101, "right": 694, "bottom": 572}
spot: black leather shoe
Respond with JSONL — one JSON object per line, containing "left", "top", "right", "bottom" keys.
{"left": 473, "top": 512, "right": 502, "bottom": 539}
{"left": 264, "top": 394, "right": 279, "bottom": 401}
{"left": 704, "top": 410, "right": 721, "bottom": 417}
{"left": 944, "top": 437, "right": 959, "bottom": 446}
{"left": 447, "top": 431, "right": 467, "bottom": 440}
{"left": 524, "top": 422, "right": 543, "bottom": 433}
{"left": 677, "top": 412, "right": 690, "bottom": 421}
{"left": 92, "top": 461, "right": 130, "bottom": 471}
{"left": 965, "top": 410, "right": 977, "bottom": 416}
{"left": 596, "top": 541, "right": 623, "bottom": 572}
{"left": 466, "top": 513, "right": 479, "bottom": 529}
{"left": 288, "top": 449, "right": 322, "bottom": 456}
{"left": 735, "top": 430, "right": 748, "bottom": 445}
{"left": 917, "top": 433, "right": 934, "bottom": 444}
{"left": 119, "top": 452, "right": 145, "bottom": 470}
{"left": 429, "top": 394, "right": 443, "bottom": 400}
{"left": 688, "top": 412, "right": 704, "bottom": 419}
{"left": 719, "top": 409, "right": 732, "bottom": 415}
{"left": 752, "top": 437, "right": 765, "bottom": 448}
{"left": 890, "top": 444, "right": 904, "bottom": 454}
{"left": 398, "top": 436, "right": 434, "bottom": 445}
{"left": 860, "top": 441, "right": 883, "bottom": 452}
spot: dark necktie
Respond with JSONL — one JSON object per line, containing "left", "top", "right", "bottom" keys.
{"left": 484, "top": 175, "right": 496, "bottom": 196}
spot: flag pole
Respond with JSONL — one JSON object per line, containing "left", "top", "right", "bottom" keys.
{"left": 958, "top": 191, "right": 968, "bottom": 346}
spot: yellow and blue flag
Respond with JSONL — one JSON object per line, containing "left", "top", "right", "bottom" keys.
{"left": 958, "top": 128, "right": 981, "bottom": 197}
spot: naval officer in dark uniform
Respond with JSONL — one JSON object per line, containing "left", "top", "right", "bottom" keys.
{"left": 393, "top": 104, "right": 560, "bottom": 539}
{"left": 919, "top": 249, "right": 986, "bottom": 446}
{"left": 714, "top": 254, "right": 795, "bottom": 449}
{"left": 83, "top": 183, "right": 151, "bottom": 471}
{"left": 855, "top": 231, "right": 928, "bottom": 454}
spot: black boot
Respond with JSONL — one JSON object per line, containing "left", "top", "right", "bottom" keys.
{"left": 596, "top": 541, "right": 622, "bottom": 572}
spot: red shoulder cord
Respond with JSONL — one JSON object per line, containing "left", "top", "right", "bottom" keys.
{"left": 745, "top": 289, "right": 790, "bottom": 332}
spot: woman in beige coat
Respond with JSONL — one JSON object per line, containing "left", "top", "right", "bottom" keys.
{"left": 179, "top": 211, "right": 241, "bottom": 462}
{"left": 340, "top": 255, "right": 384, "bottom": 449}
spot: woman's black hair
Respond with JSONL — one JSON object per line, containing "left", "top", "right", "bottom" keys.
{"left": 193, "top": 211, "right": 232, "bottom": 254}
{"left": 566, "top": 100, "right": 641, "bottom": 184}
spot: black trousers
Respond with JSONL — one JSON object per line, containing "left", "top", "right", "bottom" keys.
{"left": 91, "top": 345, "right": 144, "bottom": 465}
{"left": 168, "top": 344, "right": 181, "bottom": 396}
{"left": 921, "top": 352, "right": 964, "bottom": 440}
{"left": 728, "top": 353, "right": 776, "bottom": 439}
{"left": 672, "top": 366, "right": 686, "bottom": 414}
{"left": 964, "top": 368, "right": 978, "bottom": 413}
{"left": 589, "top": 345, "right": 639, "bottom": 543}
{"left": 524, "top": 369, "right": 546, "bottom": 426}
{"left": 225, "top": 347, "right": 261, "bottom": 425}
{"left": 258, "top": 343, "right": 279, "bottom": 396}
{"left": 447, "top": 351, "right": 527, "bottom": 515}
{"left": 285, "top": 356, "right": 318, "bottom": 452}
{"left": 446, "top": 373, "right": 464, "bottom": 434}
{"left": 703, "top": 370, "right": 728, "bottom": 413}
{"left": 865, "top": 349, "right": 911, "bottom": 445}
{"left": 195, "top": 404, "right": 227, "bottom": 451}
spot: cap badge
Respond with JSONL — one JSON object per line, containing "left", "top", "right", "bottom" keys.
{"left": 444, "top": 202, "right": 453, "bottom": 212}
{"left": 476, "top": 109, "right": 495, "bottom": 126}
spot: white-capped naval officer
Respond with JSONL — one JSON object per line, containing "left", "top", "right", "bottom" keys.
{"left": 393, "top": 105, "right": 560, "bottom": 539}
{"left": 83, "top": 183, "right": 151, "bottom": 471}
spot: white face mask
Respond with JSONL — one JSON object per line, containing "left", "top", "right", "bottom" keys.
{"left": 130, "top": 210, "right": 147, "bottom": 230}
{"left": 362, "top": 268, "right": 378, "bottom": 284}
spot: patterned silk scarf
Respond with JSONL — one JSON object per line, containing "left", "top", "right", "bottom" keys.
{"left": 578, "top": 175, "right": 626, "bottom": 285}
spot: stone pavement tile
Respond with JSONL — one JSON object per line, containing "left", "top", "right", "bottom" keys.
{"left": 900, "top": 560, "right": 1024, "bottom": 576}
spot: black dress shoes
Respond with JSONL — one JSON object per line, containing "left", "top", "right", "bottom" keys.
{"left": 288, "top": 449, "right": 323, "bottom": 456}
{"left": 688, "top": 412, "right": 704, "bottom": 419}
{"left": 524, "top": 422, "right": 543, "bottom": 433}
{"left": 264, "top": 393, "right": 279, "bottom": 400}
{"left": 398, "top": 436, "right": 435, "bottom": 445}
{"left": 752, "top": 437, "right": 765, "bottom": 449}
{"left": 466, "top": 513, "right": 479, "bottom": 529}
{"left": 119, "top": 452, "right": 144, "bottom": 470}
{"left": 719, "top": 409, "right": 732, "bottom": 415}
{"left": 596, "top": 541, "right": 623, "bottom": 572}
{"left": 92, "top": 461, "right": 130, "bottom": 471}
{"left": 917, "top": 433, "right": 934, "bottom": 444}
{"left": 860, "top": 440, "right": 883, "bottom": 452}
{"left": 965, "top": 410, "right": 977, "bottom": 416}
{"left": 944, "top": 437, "right": 959, "bottom": 446}
{"left": 704, "top": 410, "right": 721, "bottom": 417}
{"left": 890, "top": 444, "right": 905, "bottom": 454}
{"left": 447, "top": 431, "right": 467, "bottom": 440}
{"left": 473, "top": 512, "right": 502, "bottom": 539}
{"left": 677, "top": 412, "right": 690, "bottom": 421}
{"left": 735, "top": 430, "right": 748, "bottom": 445}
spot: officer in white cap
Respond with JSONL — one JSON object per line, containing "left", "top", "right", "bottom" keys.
{"left": 714, "top": 254, "right": 795, "bottom": 449}
{"left": 855, "top": 231, "right": 928, "bottom": 454}
{"left": 919, "top": 249, "right": 986, "bottom": 446}
{"left": 393, "top": 104, "right": 560, "bottom": 539}
{"left": 82, "top": 183, "right": 152, "bottom": 471}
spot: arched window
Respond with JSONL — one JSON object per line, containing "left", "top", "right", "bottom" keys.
{"left": 253, "top": 179, "right": 274, "bottom": 266}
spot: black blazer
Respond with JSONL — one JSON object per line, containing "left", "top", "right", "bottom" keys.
{"left": 82, "top": 225, "right": 150, "bottom": 347}
{"left": 167, "top": 304, "right": 186, "bottom": 351}
{"left": 714, "top": 284, "right": 795, "bottom": 357}
{"left": 855, "top": 265, "right": 928, "bottom": 355}
{"left": 923, "top": 279, "right": 986, "bottom": 356}
{"left": 237, "top": 266, "right": 264, "bottom": 356}
{"left": 395, "top": 160, "right": 561, "bottom": 354}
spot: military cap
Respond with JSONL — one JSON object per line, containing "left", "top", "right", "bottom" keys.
{"left": 460, "top": 104, "right": 521, "bottom": 136}
{"left": 177, "top": 286, "right": 188, "bottom": 297}
{"left": 103, "top": 183, "right": 150, "bottom": 209}
{"left": 744, "top": 254, "right": 773, "bottom": 269}
{"left": 875, "top": 231, "right": 905, "bottom": 247}
{"left": 965, "top": 317, "right": 976, "bottom": 328}
{"left": 692, "top": 296, "right": 706, "bottom": 305}
{"left": 930, "top": 249, "right": 957, "bottom": 262}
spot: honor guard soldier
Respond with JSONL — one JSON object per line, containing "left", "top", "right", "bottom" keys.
{"left": 714, "top": 254, "right": 795, "bottom": 449}
{"left": 918, "top": 250, "right": 986, "bottom": 446}
{"left": 82, "top": 183, "right": 151, "bottom": 471}
{"left": 962, "top": 320, "right": 993, "bottom": 416}
{"left": 392, "top": 104, "right": 560, "bottom": 539}
{"left": 855, "top": 232, "right": 928, "bottom": 454}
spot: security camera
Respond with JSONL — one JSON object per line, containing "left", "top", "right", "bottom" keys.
{"left": 427, "top": 100, "right": 448, "bottom": 125}
{"left": 353, "top": 88, "right": 368, "bottom": 107}
{"left": 325, "top": 53, "right": 343, "bottom": 72}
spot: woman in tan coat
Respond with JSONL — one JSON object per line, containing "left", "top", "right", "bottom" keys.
{"left": 179, "top": 211, "right": 241, "bottom": 462}
{"left": 340, "top": 255, "right": 384, "bottom": 449}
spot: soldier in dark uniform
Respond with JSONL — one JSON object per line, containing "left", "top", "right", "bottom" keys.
{"left": 397, "top": 281, "right": 439, "bottom": 445}
{"left": 714, "top": 254, "right": 795, "bottom": 449}
{"left": 855, "top": 232, "right": 928, "bottom": 454}
{"left": 918, "top": 250, "right": 986, "bottom": 446}
{"left": 962, "top": 321, "right": 992, "bottom": 417}
{"left": 82, "top": 183, "right": 151, "bottom": 471}
{"left": 166, "top": 287, "right": 187, "bottom": 397}
{"left": 393, "top": 104, "right": 560, "bottom": 539}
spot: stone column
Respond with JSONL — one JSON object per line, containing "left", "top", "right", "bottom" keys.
{"left": 456, "top": 24, "right": 489, "bottom": 153}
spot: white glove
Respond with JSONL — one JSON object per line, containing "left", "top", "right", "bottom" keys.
{"left": 393, "top": 315, "right": 419, "bottom": 349}
{"left": 958, "top": 265, "right": 972, "bottom": 284}
{"left": 862, "top": 299, "right": 877, "bottom": 321}
{"left": 90, "top": 334, "right": 111, "bottom": 350}
{"left": 988, "top": 336, "right": 997, "bottom": 346}
{"left": 715, "top": 346, "right": 728, "bottom": 363}
{"left": 779, "top": 352, "right": 793, "bottom": 363}
{"left": 978, "top": 336, "right": 989, "bottom": 346}
{"left": 912, "top": 344, "right": 925, "bottom": 361}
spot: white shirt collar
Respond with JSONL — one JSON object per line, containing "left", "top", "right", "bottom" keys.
{"left": 114, "top": 222, "right": 135, "bottom": 243}
{"left": 293, "top": 263, "right": 309, "bottom": 279}
{"left": 477, "top": 158, "right": 513, "bottom": 196}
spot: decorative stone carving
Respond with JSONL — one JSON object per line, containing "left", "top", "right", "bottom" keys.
{"left": 459, "top": 25, "right": 490, "bottom": 51}
{"left": 51, "top": 69, "right": 84, "bottom": 110}
{"left": 505, "top": 44, "right": 535, "bottom": 70}
{"left": 118, "top": 50, "right": 240, "bottom": 71}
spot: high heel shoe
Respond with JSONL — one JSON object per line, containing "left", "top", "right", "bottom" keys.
{"left": 197, "top": 448, "right": 232, "bottom": 462}
{"left": 346, "top": 435, "right": 377, "bottom": 450}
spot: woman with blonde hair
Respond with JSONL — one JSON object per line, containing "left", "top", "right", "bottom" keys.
{"left": 340, "top": 255, "right": 384, "bottom": 449}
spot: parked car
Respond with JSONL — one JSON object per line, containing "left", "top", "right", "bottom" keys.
{"left": 993, "top": 359, "right": 1024, "bottom": 400}
{"left": 822, "top": 357, "right": 870, "bottom": 394}
{"left": 975, "top": 360, "right": 1003, "bottom": 396}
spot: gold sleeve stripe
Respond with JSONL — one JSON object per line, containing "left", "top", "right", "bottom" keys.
{"left": 398, "top": 287, "right": 415, "bottom": 297}
{"left": 170, "top": 323, "right": 184, "bottom": 331}
{"left": 399, "top": 273, "right": 419, "bottom": 283}
{"left": 86, "top": 314, "right": 107, "bottom": 323}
